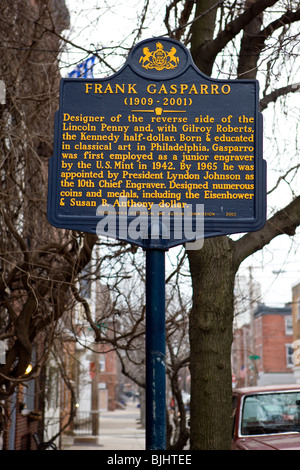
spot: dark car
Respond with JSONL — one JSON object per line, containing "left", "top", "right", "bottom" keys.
{"left": 232, "top": 384, "right": 300, "bottom": 450}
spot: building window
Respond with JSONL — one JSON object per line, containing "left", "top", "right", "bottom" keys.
{"left": 286, "top": 344, "right": 294, "bottom": 368}
{"left": 99, "top": 354, "right": 106, "bottom": 372}
{"left": 285, "top": 316, "right": 293, "bottom": 335}
{"left": 297, "top": 301, "right": 300, "bottom": 322}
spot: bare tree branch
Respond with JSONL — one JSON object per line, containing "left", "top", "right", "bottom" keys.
{"left": 260, "top": 83, "right": 300, "bottom": 111}
{"left": 192, "top": 0, "right": 279, "bottom": 74}
{"left": 234, "top": 196, "right": 300, "bottom": 266}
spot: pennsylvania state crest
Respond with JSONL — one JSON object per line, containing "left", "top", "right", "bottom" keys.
{"left": 139, "top": 42, "right": 179, "bottom": 71}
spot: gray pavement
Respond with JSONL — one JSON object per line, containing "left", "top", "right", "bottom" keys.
{"left": 61, "top": 401, "right": 145, "bottom": 450}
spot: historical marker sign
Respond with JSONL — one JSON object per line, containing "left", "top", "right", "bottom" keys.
{"left": 48, "top": 37, "right": 266, "bottom": 249}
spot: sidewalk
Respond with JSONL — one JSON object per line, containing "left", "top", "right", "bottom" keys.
{"left": 62, "top": 401, "right": 145, "bottom": 451}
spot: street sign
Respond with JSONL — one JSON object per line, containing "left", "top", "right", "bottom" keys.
{"left": 47, "top": 37, "right": 266, "bottom": 249}
{"left": 249, "top": 355, "right": 261, "bottom": 360}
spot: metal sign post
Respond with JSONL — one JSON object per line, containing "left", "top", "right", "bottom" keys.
{"left": 145, "top": 249, "right": 166, "bottom": 450}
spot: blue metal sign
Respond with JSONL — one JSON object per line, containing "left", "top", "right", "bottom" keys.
{"left": 48, "top": 37, "right": 266, "bottom": 249}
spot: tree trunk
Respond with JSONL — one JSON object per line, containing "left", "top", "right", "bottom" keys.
{"left": 190, "top": 0, "right": 218, "bottom": 75}
{"left": 186, "top": 0, "right": 300, "bottom": 450}
{"left": 237, "top": 0, "right": 263, "bottom": 79}
{"left": 188, "top": 195, "right": 300, "bottom": 449}
{"left": 188, "top": 236, "right": 238, "bottom": 449}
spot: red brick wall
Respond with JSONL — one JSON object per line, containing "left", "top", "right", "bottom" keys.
{"left": 255, "top": 314, "right": 292, "bottom": 373}
{"left": 292, "top": 283, "right": 300, "bottom": 342}
{"left": 3, "top": 390, "right": 39, "bottom": 450}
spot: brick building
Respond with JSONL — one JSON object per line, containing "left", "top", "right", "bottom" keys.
{"left": 254, "top": 303, "right": 294, "bottom": 384}
{"left": 292, "top": 282, "right": 300, "bottom": 383}
{"left": 73, "top": 281, "right": 122, "bottom": 417}
{"left": 98, "top": 345, "right": 119, "bottom": 411}
{"left": 232, "top": 324, "right": 251, "bottom": 388}
{"left": 2, "top": 383, "right": 41, "bottom": 450}
{"left": 2, "top": 337, "right": 74, "bottom": 450}
{"left": 232, "top": 303, "right": 294, "bottom": 387}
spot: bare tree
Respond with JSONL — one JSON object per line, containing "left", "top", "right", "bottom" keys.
{"left": 72, "top": 243, "right": 192, "bottom": 449}
{"left": 1, "top": 0, "right": 300, "bottom": 451}
{"left": 163, "top": 0, "right": 300, "bottom": 449}
{"left": 0, "top": 0, "right": 100, "bottom": 432}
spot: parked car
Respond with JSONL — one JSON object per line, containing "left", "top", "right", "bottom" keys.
{"left": 232, "top": 384, "right": 300, "bottom": 450}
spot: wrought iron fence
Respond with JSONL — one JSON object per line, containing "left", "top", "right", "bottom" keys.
{"left": 73, "top": 411, "right": 100, "bottom": 435}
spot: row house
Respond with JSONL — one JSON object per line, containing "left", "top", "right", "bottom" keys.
{"left": 2, "top": 336, "right": 74, "bottom": 450}
{"left": 232, "top": 303, "right": 294, "bottom": 387}
{"left": 292, "top": 282, "right": 300, "bottom": 383}
{"left": 254, "top": 303, "right": 294, "bottom": 385}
